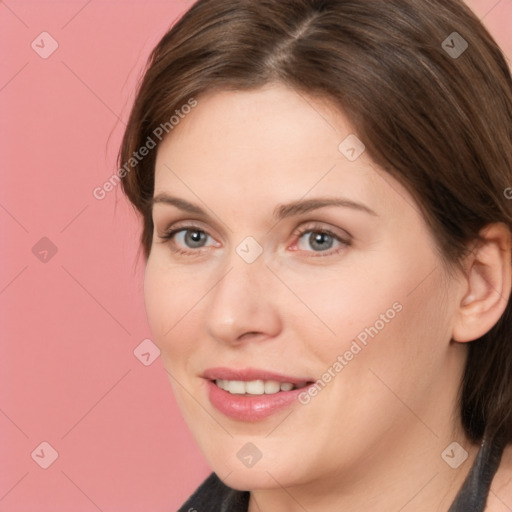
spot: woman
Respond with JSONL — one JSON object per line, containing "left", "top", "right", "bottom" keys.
{"left": 118, "top": 0, "right": 512, "bottom": 510}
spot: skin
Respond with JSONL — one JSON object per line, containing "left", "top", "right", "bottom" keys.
{"left": 144, "top": 83, "right": 512, "bottom": 511}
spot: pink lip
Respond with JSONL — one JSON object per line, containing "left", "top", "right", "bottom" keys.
{"left": 202, "top": 367, "right": 314, "bottom": 422}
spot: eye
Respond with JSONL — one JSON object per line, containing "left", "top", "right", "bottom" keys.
{"left": 157, "top": 223, "right": 219, "bottom": 256}
{"left": 174, "top": 229, "right": 209, "bottom": 249}
{"left": 292, "top": 224, "right": 351, "bottom": 257}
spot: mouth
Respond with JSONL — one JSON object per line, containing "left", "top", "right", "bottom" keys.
{"left": 202, "top": 367, "right": 315, "bottom": 421}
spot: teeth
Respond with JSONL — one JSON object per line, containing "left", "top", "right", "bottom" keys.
{"left": 264, "top": 380, "right": 281, "bottom": 394}
{"left": 215, "top": 379, "right": 299, "bottom": 395}
{"left": 228, "top": 380, "right": 246, "bottom": 394}
{"left": 246, "top": 380, "right": 265, "bottom": 394}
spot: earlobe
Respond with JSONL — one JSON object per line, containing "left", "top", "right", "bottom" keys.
{"left": 452, "top": 223, "right": 512, "bottom": 343}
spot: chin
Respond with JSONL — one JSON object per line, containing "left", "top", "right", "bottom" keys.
{"left": 202, "top": 442, "right": 308, "bottom": 491}
{"left": 217, "top": 465, "right": 294, "bottom": 491}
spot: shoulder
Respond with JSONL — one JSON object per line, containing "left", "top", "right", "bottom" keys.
{"left": 486, "top": 443, "right": 512, "bottom": 511}
{"left": 177, "top": 472, "right": 250, "bottom": 512}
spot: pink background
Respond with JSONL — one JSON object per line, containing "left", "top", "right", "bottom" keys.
{"left": 0, "top": 1, "right": 511, "bottom": 510}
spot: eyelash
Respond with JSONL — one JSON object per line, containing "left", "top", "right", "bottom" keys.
{"left": 157, "top": 222, "right": 352, "bottom": 258}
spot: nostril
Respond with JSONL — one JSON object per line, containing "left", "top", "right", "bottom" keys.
{"left": 237, "top": 332, "right": 263, "bottom": 342}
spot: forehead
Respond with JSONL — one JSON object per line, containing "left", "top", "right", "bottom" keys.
{"left": 153, "top": 84, "right": 410, "bottom": 221}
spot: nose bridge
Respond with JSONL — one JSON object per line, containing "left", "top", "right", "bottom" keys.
{"left": 204, "top": 248, "right": 281, "bottom": 344}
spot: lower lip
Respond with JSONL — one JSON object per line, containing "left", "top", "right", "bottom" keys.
{"left": 206, "top": 380, "right": 311, "bottom": 421}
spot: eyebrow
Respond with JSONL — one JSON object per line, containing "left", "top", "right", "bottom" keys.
{"left": 151, "top": 193, "right": 378, "bottom": 220}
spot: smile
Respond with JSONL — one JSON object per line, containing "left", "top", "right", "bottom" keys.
{"left": 203, "top": 367, "right": 315, "bottom": 421}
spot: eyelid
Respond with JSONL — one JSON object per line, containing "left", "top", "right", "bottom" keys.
{"left": 292, "top": 221, "right": 352, "bottom": 242}
{"left": 158, "top": 219, "right": 215, "bottom": 238}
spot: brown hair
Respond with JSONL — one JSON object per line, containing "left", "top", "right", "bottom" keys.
{"left": 118, "top": 0, "right": 512, "bottom": 444}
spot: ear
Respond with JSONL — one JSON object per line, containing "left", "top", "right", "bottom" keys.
{"left": 452, "top": 222, "right": 512, "bottom": 343}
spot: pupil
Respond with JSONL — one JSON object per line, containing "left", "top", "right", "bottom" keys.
{"left": 311, "top": 232, "right": 332, "bottom": 250}
{"left": 187, "top": 230, "right": 205, "bottom": 247}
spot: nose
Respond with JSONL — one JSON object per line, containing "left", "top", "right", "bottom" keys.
{"left": 204, "top": 253, "right": 282, "bottom": 345}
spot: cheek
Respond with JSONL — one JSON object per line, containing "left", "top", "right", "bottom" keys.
{"left": 336, "top": 269, "right": 452, "bottom": 403}
{"left": 143, "top": 260, "right": 200, "bottom": 367}
{"left": 279, "top": 265, "right": 405, "bottom": 357}
{"left": 291, "top": 272, "right": 453, "bottom": 452}
{"left": 293, "top": 257, "right": 450, "bottom": 382}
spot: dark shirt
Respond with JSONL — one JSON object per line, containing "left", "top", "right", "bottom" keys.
{"left": 177, "top": 436, "right": 506, "bottom": 512}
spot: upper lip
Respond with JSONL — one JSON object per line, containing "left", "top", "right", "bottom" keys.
{"left": 202, "top": 367, "right": 313, "bottom": 385}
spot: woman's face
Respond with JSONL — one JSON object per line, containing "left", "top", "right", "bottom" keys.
{"left": 145, "top": 83, "right": 467, "bottom": 490}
